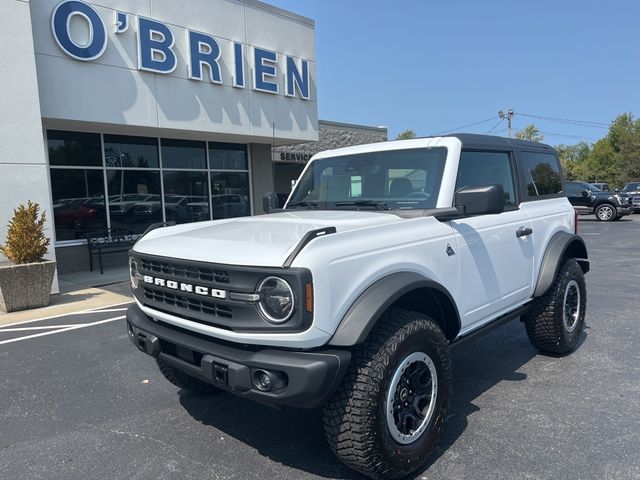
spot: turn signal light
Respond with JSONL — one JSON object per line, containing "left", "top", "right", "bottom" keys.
{"left": 305, "top": 282, "right": 313, "bottom": 313}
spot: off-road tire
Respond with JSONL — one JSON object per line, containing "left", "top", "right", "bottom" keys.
{"left": 524, "top": 259, "right": 586, "bottom": 354}
{"left": 156, "top": 357, "right": 220, "bottom": 395}
{"left": 323, "top": 310, "right": 452, "bottom": 480}
{"left": 595, "top": 203, "right": 617, "bottom": 221}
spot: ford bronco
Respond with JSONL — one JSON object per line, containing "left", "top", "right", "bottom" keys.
{"left": 126, "top": 134, "right": 589, "bottom": 479}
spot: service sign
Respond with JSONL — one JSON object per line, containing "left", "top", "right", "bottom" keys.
{"left": 50, "top": 0, "right": 311, "bottom": 100}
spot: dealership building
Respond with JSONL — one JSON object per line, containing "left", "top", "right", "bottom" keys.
{"left": 0, "top": 0, "right": 318, "bottom": 292}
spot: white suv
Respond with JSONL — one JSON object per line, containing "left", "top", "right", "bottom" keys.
{"left": 126, "top": 134, "right": 589, "bottom": 480}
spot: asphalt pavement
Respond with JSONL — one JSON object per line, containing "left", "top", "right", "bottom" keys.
{"left": 1, "top": 216, "right": 639, "bottom": 480}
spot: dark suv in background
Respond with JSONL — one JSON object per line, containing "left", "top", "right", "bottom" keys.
{"left": 563, "top": 181, "right": 633, "bottom": 221}
{"left": 622, "top": 182, "right": 640, "bottom": 212}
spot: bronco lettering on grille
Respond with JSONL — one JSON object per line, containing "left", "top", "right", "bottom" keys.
{"left": 142, "top": 275, "right": 227, "bottom": 299}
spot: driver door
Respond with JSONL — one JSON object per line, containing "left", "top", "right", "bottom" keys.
{"left": 450, "top": 150, "right": 534, "bottom": 334}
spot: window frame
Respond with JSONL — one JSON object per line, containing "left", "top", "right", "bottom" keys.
{"left": 516, "top": 148, "right": 565, "bottom": 201}
{"left": 456, "top": 148, "right": 521, "bottom": 212}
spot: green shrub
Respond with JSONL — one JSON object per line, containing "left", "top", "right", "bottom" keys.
{"left": 0, "top": 201, "right": 51, "bottom": 264}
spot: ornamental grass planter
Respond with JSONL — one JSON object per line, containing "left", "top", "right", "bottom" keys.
{"left": 0, "top": 260, "right": 56, "bottom": 313}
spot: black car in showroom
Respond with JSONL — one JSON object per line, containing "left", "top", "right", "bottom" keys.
{"left": 563, "top": 181, "right": 633, "bottom": 221}
{"left": 622, "top": 182, "right": 640, "bottom": 212}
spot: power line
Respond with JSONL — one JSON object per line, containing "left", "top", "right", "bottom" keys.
{"left": 517, "top": 113, "right": 608, "bottom": 129}
{"left": 430, "top": 116, "right": 497, "bottom": 136}
{"left": 486, "top": 118, "right": 504, "bottom": 134}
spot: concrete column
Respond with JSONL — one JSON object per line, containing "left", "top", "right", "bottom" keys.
{"left": 249, "top": 143, "right": 274, "bottom": 214}
{"left": 0, "top": 0, "right": 58, "bottom": 292}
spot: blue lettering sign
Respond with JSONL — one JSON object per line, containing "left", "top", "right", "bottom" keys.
{"left": 188, "top": 31, "right": 222, "bottom": 83}
{"left": 51, "top": 0, "right": 107, "bottom": 61}
{"left": 253, "top": 48, "right": 278, "bottom": 94}
{"left": 285, "top": 57, "right": 309, "bottom": 99}
{"left": 115, "top": 11, "right": 128, "bottom": 34}
{"left": 233, "top": 43, "right": 245, "bottom": 88}
{"left": 137, "top": 17, "right": 177, "bottom": 73}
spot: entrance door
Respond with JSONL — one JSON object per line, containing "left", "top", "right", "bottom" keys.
{"left": 450, "top": 150, "right": 534, "bottom": 333}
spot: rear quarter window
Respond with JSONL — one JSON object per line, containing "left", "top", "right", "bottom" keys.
{"left": 520, "top": 151, "right": 563, "bottom": 199}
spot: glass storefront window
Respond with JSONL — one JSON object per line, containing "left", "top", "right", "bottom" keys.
{"left": 104, "top": 134, "right": 159, "bottom": 168}
{"left": 48, "top": 131, "right": 252, "bottom": 246}
{"left": 48, "top": 131, "right": 101, "bottom": 167}
{"left": 209, "top": 142, "right": 248, "bottom": 170}
{"left": 163, "top": 171, "right": 210, "bottom": 224}
{"left": 210, "top": 172, "right": 250, "bottom": 219}
{"left": 50, "top": 169, "right": 107, "bottom": 240}
{"left": 161, "top": 139, "right": 206, "bottom": 169}
{"left": 106, "top": 170, "right": 162, "bottom": 233}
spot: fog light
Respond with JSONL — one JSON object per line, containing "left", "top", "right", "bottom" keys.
{"left": 254, "top": 370, "right": 271, "bottom": 391}
{"left": 252, "top": 369, "right": 288, "bottom": 392}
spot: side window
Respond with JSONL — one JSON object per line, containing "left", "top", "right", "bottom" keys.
{"left": 563, "top": 182, "right": 583, "bottom": 196}
{"left": 520, "top": 151, "right": 562, "bottom": 197}
{"left": 455, "top": 151, "right": 517, "bottom": 208}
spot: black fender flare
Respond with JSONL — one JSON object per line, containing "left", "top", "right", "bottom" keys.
{"left": 328, "top": 272, "right": 461, "bottom": 346}
{"left": 533, "top": 231, "right": 589, "bottom": 298}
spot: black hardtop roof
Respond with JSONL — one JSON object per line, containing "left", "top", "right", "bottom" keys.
{"left": 441, "top": 133, "right": 556, "bottom": 152}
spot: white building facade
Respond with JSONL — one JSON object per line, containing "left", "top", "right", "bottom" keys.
{"left": 1, "top": 0, "right": 317, "bottom": 288}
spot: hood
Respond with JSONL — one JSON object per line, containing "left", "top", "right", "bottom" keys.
{"left": 133, "top": 210, "right": 403, "bottom": 267}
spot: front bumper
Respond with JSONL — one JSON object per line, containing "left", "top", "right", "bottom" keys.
{"left": 126, "top": 304, "right": 350, "bottom": 408}
{"left": 617, "top": 204, "right": 632, "bottom": 215}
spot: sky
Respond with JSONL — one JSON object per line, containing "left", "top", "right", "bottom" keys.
{"left": 267, "top": 0, "right": 640, "bottom": 145}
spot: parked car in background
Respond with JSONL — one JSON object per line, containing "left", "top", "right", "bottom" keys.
{"left": 563, "top": 181, "right": 632, "bottom": 221}
{"left": 591, "top": 182, "right": 610, "bottom": 192}
{"left": 622, "top": 182, "right": 640, "bottom": 212}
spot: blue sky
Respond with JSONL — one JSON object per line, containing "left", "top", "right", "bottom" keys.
{"left": 268, "top": 0, "right": 639, "bottom": 145}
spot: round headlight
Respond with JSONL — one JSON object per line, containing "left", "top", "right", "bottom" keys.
{"left": 129, "top": 257, "right": 139, "bottom": 289}
{"left": 257, "top": 276, "right": 294, "bottom": 323}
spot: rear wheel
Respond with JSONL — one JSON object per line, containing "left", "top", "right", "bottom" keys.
{"left": 524, "top": 259, "right": 586, "bottom": 354}
{"left": 595, "top": 203, "right": 616, "bottom": 221}
{"left": 323, "top": 310, "right": 451, "bottom": 480}
{"left": 156, "top": 357, "right": 220, "bottom": 395}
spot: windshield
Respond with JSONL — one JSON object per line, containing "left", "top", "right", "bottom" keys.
{"left": 286, "top": 148, "right": 447, "bottom": 210}
{"left": 623, "top": 183, "right": 640, "bottom": 191}
{"left": 583, "top": 182, "right": 602, "bottom": 192}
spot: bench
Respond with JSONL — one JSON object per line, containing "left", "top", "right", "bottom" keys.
{"left": 86, "top": 229, "right": 140, "bottom": 274}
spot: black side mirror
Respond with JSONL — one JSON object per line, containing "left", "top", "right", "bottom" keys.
{"left": 581, "top": 190, "right": 590, "bottom": 197}
{"left": 262, "top": 192, "right": 279, "bottom": 213}
{"left": 455, "top": 184, "right": 505, "bottom": 216}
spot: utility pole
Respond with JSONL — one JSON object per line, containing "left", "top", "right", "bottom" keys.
{"left": 498, "top": 109, "right": 515, "bottom": 138}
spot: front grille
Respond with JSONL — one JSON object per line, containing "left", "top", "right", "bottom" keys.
{"left": 143, "top": 286, "right": 232, "bottom": 319}
{"left": 140, "top": 258, "right": 230, "bottom": 284}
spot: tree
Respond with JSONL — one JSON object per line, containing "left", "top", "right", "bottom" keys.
{"left": 556, "top": 142, "right": 591, "bottom": 180}
{"left": 515, "top": 124, "right": 544, "bottom": 142}
{"left": 396, "top": 129, "right": 416, "bottom": 140}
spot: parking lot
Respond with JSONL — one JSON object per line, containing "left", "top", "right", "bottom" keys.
{"left": 1, "top": 216, "right": 639, "bottom": 480}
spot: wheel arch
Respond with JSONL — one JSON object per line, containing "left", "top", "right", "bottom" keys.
{"left": 328, "top": 272, "right": 461, "bottom": 346}
{"left": 533, "top": 231, "right": 589, "bottom": 298}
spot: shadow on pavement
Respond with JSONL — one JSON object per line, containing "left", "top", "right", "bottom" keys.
{"left": 178, "top": 320, "right": 587, "bottom": 480}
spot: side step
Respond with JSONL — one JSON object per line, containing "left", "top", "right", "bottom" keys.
{"left": 450, "top": 303, "right": 531, "bottom": 348}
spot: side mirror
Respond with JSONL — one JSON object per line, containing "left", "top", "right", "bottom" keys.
{"left": 262, "top": 192, "right": 279, "bottom": 213}
{"left": 581, "top": 190, "right": 590, "bottom": 197}
{"left": 455, "top": 184, "right": 505, "bottom": 216}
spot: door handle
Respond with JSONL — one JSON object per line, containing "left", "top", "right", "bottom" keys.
{"left": 516, "top": 227, "right": 533, "bottom": 238}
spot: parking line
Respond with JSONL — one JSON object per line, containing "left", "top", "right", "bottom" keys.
{"left": 0, "top": 301, "right": 132, "bottom": 329}
{"left": 0, "top": 325, "right": 82, "bottom": 332}
{"left": 0, "top": 315, "right": 126, "bottom": 345}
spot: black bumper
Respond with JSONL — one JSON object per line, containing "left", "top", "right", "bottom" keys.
{"left": 126, "top": 304, "right": 350, "bottom": 408}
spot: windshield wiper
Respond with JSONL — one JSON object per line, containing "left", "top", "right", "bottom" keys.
{"left": 334, "top": 200, "right": 390, "bottom": 211}
{"left": 286, "top": 201, "right": 319, "bottom": 209}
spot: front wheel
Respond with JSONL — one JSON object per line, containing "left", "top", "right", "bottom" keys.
{"left": 323, "top": 310, "right": 451, "bottom": 480}
{"left": 595, "top": 203, "right": 617, "bottom": 221}
{"left": 524, "top": 259, "right": 586, "bottom": 354}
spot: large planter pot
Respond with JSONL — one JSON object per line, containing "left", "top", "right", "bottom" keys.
{"left": 0, "top": 261, "right": 56, "bottom": 313}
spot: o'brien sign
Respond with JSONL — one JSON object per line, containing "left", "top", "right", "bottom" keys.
{"left": 50, "top": 0, "right": 311, "bottom": 100}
